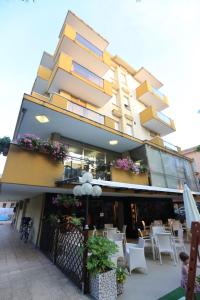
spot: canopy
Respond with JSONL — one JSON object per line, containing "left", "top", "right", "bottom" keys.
{"left": 183, "top": 184, "right": 200, "bottom": 229}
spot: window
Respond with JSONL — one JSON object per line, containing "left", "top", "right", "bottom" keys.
{"left": 112, "top": 94, "right": 117, "bottom": 105}
{"left": 121, "top": 73, "right": 127, "bottom": 85}
{"left": 114, "top": 121, "right": 120, "bottom": 131}
{"left": 126, "top": 124, "right": 133, "bottom": 136}
{"left": 123, "top": 95, "right": 130, "bottom": 109}
{"left": 109, "top": 70, "right": 115, "bottom": 82}
{"left": 3, "top": 203, "right": 6, "bottom": 208}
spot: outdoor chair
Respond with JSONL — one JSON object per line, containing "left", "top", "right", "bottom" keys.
{"left": 112, "top": 232, "right": 125, "bottom": 242}
{"left": 126, "top": 238, "right": 148, "bottom": 274}
{"left": 151, "top": 225, "right": 165, "bottom": 235}
{"left": 153, "top": 220, "right": 163, "bottom": 225}
{"left": 103, "top": 228, "right": 117, "bottom": 239}
{"left": 172, "top": 220, "right": 181, "bottom": 235}
{"left": 104, "top": 224, "right": 113, "bottom": 229}
{"left": 173, "top": 227, "right": 186, "bottom": 260}
{"left": 154, "top": 233, "right": 177, "bottom": 265}
{"left": 110, "top": 240, "right": 124, "bottom": 267}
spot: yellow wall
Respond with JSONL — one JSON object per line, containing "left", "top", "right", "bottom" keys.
{"left": 150, "top": 136, "right": 164, "bottom": 147}
{"left": 24, "top": 195, "right": 44, "bottom": 245}
{"left": 111, "top": 167, "right": 149, "bottom": 185}
{"left": 2, "top": 145, "right": 63, "bottom": 187}
{"left": 37, "top": 65, "right": 52, "bottom": 81}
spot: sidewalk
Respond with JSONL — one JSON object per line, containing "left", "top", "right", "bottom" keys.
{"left": 0, "top": 224, "right": 89, "bottom": 300}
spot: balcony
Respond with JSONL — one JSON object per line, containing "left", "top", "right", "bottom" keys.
{"left": 140, "top": 106, "right": 176, "bottom": 136}
{"left": 54, "top": 24, "right": 111, "bottom": 77}
{"left": 150, "top": 136, "right": 181, "bottom": 152}
{"left": 57, "top": 159, "right": 149, "bottom": 186}
{"left": 136, "top": 81, "right": 169, "bottom": 111}
{"left": 48, "top": 53, "right": 112, "bottom": 107}
{"left": 2, "top": 144, "right": 63, "bottom": 188}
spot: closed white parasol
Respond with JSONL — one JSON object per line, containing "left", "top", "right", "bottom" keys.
{"left": 183, "top": 184, "right": 200, "bottom": 229}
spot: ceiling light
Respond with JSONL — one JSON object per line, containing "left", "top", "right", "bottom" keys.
{"left": 109, "top": 140, "right": 118, "bottom": 145}
{"left": 35, "top": 115, "right": 49, "bottom": 123}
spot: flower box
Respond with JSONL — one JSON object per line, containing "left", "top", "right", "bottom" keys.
{"left": 111, "top": 167, "right": 149, "bottom": 185}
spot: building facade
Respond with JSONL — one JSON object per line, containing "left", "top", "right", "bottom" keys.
{"left": 0, "top": 11, "right": 199, "bottom": 243}
{"left": 182, "top": 146, "right": 200, "bottom": 185}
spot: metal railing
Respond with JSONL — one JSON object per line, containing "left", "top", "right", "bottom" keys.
{"left": 163, "top": 140, "right": 178, "bottom": 152}
{"left": 156, "top": 111, "right": 171, "bottom": 125}
{"left": 67, "top": 101, "right": 104, "bottom": 124}
{"left": 72, "top": 61, "right": 103, "bottom": 87}
{"left": 75, "top": 33, "right": 103, "bottom": 57}
{"left": 151, "top": 86, "right": 165, "bottom": 100}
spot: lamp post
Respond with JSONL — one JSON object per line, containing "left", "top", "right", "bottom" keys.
{"left": 73, "top": 172, "right": 102, "bottom": 230}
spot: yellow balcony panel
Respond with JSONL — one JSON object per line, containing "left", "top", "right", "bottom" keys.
{"left": 140, "top": 106, "right": 176, "bottom": 136}
{"left": 2, "top": 144, "right": 63, "bottom": 187}
{"left": 37, "top": 65, "right": 52, "bottom": 81}
{"left": 150, "top": 136, "right": 164, "bottom": 147}
{"left": 48, "top": 53, "right": 112, "bottom": 108}
{"left": 111, "top": 167, "right": 149, "bottom": 185}
{"left": 136, "top": 81, "right": 169, "bottom": 111}
{"left": 54, "top": 24, "right": 110, "bottom": 77}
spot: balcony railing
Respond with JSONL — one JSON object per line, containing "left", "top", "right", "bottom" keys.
{"left": 72, "top": 61, "right": 104, "bottom": 87}
{"left": 156, "top": 111, "right": 171, "bottom": 125}
{"left": 75, "top": 33, "right": 103, "bottom": 57}
{"left": 67, "top": 101, "right": 104, "bottom": 124}
{"left": 163, "top": 140, "right": 178, "bottom": 152}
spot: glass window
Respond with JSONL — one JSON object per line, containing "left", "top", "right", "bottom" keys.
{"left": 175, "top": 158, "right": 185, "bottom": 178}
{"left": 114, "top": 121, "right": 120, "bottom": 131}
{"left": 126, "top": 124, "right": 133, "bottom": 136}
{"left": 166, "top": 175, "right": 179, "bottom": 189}
{"left": 123, "top": 95, "right": 130, "bottom": 109}
{"left": 76, "top": 33, "right": 103, "bottom": 57}
{"left": 112, "top": 94, "right": 117, "bottom": 105}
{"left": 161, "top": 152, "right": 177, "bottom": 176}
{"left": 146, "top": 146, "right": 163, "bottom": 173}
{"left": 72, "top": 62, "right": 103, "bottom": 87}
{"left": 151, "top": 173, "right": 166, "bottom": 187}
{"left": 121, "top": 73, "right": 127, "bottom": 85}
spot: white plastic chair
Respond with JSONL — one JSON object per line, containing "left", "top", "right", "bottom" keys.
{"left": 110, "top": 240, "right": 124, "bottom": 267}
{"left": 104, "top": 228, "right": 117, "bottom": 239}
{"left": 152, "top": 226, "right": 165, "bottom": 235}
{"left": 154, "top": 233, "right": 177, "bottom": 265}
{"left": 112, "top": 233, "right": 125, "bottom": 242}
{"left": 126, "top": 238, "right": 148, "bottom": 274}
{"left": 104, "top": 224, "right": 113, "bottom": 229}
{"left": 173, "top": 227, "right": 186, "bottom": 259}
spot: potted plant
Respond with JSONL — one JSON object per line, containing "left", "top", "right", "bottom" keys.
{"left": 0, "top": 136, "right": 11, "bottom": 156}
{"left": 86, "top": 236, "right": 118, "bottom": 300}
{"left": 116, "top": 267, "right": 128, "bottom": 296}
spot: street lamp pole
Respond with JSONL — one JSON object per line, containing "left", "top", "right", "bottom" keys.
{"left": 73, "top": 172, "right": 102, "bottom": 230}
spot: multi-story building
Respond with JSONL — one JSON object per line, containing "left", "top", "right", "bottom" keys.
{"left": 0, "top": 11, "right": 199, "bottom": 243}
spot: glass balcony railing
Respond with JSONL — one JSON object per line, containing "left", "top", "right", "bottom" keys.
{"left": 67, "top": 101, "right": 104, "bottom": 124}
{"left": 72, "top": 61, "right": 104, "bottom": 87}
{"left": 75, "top": 33, "right": 103, "bottom": 57}
{"left": 156, "top": 111, "right": 171, "bottom": 125}
{"left": 151, "top": 86, "right": 165, "bottom": 101}
{"left": 163, "top": 140, "right": 178, "bottom": 152}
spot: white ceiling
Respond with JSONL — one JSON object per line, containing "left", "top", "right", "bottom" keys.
{"left": 16, "top": 98, "right": 141, "bottom": 153}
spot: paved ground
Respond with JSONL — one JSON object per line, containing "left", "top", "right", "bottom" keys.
{"left": 0, "top": 224, "right": 88, "bottom": 300}
{"left": 0, "top": 223, "right": 184, "bottom": 300}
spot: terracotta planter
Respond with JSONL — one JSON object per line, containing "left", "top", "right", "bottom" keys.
{"left": 90, "top": 269, "right": 117, "bottom": 300}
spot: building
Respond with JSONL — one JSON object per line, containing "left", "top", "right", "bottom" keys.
{"left": 182, "top": 146, "right": 200, "bottom": 185}
{"left": 0, "top": 11, "right": 199, "bottom": 245}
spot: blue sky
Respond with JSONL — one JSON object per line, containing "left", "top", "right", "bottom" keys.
{"left": 0, "top": 0, "right": 200, "bottom": 172}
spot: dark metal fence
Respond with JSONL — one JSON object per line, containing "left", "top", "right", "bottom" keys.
{"left": 40, "top": 221, "right": 89, "bottom": 293}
